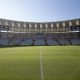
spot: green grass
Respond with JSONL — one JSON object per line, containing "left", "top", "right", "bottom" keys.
{"left": 0, "top": 46, "right": 80, "bottom": 80}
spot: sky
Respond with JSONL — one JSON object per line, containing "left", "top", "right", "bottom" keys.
{"left": 0, "top": 0, "right": 80, "bottom": 22}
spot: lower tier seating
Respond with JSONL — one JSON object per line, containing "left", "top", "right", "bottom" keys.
{"left": 71, "top": 39, "right": 80, "bottom": 45}
{"left": 0, "top": 38, "right": 9, "bottom": 45}
{"left": 34, "top": 39, "right": 46, "bottom": 45}
{"left": 21, "top": 38, "right": 33, "bottom": 45}
{"left": 46, "top": 39, "right": 59, "bottom": 45}
{"left": 58, "top": 39, "right": 70, "bottom": 45}
{"left": 0, "top": 38, "right": 80, "bottom": 46}
{"left": 9, "top": 38, "right": 22, "bottom": 44}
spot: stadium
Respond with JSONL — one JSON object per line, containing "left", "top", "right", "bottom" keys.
{"left": 0, "top": 18, "right": 80, "bottom": 46}
{"left": 0, "top": 0, "right": 80, "bottom": 79}
{"left": 0, "top": 18, "right": 80, "bottom": 80}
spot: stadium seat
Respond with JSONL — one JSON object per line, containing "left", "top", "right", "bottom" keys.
{"left": 9, "top": 38, "right": 22, "bottom": 45}
{"left": 0, "top": 38, "right": 9, "bottom": 45}
{"left": 34, "top": 39, "right": 46, "bottom": 45}
{"left": 58, "top": 39, "right": 70, "bottom": 45}
{"left": 71, "top": 39, "right": 80, "bottom": 45}
{"left": 21, "top": 38, "right": 33, "bottom": 45}
{"left": 33, "top": 35, "right": 44, "bottom": 39}
{"left": 46, "top": 39, "right": 59, "bottom": 45}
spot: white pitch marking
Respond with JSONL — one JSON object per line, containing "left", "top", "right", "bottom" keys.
{"left": 40, "top": 48, "right": 45, "bottom": 80}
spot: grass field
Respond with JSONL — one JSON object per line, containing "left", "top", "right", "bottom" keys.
{"left": 0, "top": 46, "right": 80, "bottom": 80}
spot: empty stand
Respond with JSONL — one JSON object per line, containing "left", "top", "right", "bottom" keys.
{"left": 46, "top": 39, "right": 59, "bottom": 45}
{"left": 58, "top": 39, "right": 70, "bottom": 45}
{"left": 21, "top": 38, "right": 33, "bottom": 45}
{"left": 34, "top": 39, "right": 46, "bottom": 45}
{"left": 0, "top": 38, "right": 9, "bottom": 45}
{"left": 9, "top": 38, "right": 22, "bottom": 45}
{"left": 71, "top": 39, "right": 80, "bottom": 45}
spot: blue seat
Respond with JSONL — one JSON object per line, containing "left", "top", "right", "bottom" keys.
{"left": 71, "top": 39, "right": 80, "bottom": 44}
{"left": 0, "top": 38, "right": 9, "bottom": 45}
{"left": 47, "top": 39, "right": 59, "bottom": 45}
{"left": 58, "top": 39, "right": 70, "bottom": 45}
{"left": 34, "top": 39, "right": 46, "bottom": 45}
{"left": 21, "top": 39, "right": 33, "bottom": 45}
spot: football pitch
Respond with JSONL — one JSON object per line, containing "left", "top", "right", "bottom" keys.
{"left": 0, "top": 46, "right": 80, "bottom": 80}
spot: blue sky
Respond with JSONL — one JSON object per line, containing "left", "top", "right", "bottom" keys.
{"left": 0, "top": 0, "right": 80, "bottom": 22}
